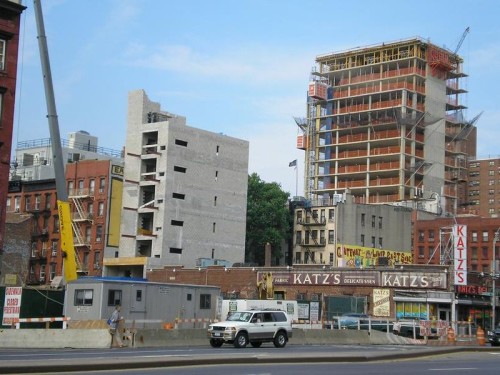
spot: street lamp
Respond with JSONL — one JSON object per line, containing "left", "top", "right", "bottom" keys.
{"left": 492, "top": 229, "right": 500, "bottom": 330}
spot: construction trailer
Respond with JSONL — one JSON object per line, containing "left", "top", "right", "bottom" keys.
{"left": 64, "top": 277, "right": 220, "bottom": 326}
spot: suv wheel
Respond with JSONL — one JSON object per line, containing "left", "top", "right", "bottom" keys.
{"left": 209, "top": 339, "right": 223, "bottom": 348}
{"left": 234, "top": 332, "right": 248, "bottom": 348}
{"left": 250, "top": 341, "right": 262, "bottom": 348}
{"left": 273, "top": 331, "right": 287, "bottom": 348}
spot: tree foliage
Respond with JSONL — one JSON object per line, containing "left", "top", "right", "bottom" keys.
{"left": 245, "top": 173, "right": 291, "bottom": 265}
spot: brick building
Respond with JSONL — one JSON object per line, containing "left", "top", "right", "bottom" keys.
{"left": 5, "top": 179, "right": 60, "bottom": 285}
{"left": 0, "top": 0, "right": 26, "bottom": 279}
{"left": 4, "top": 159, "right": 123, "bottom": 286}
{"left": 464, "top": 157, "right": 500, "bottom": 217}
{"left": 65, "top": 159, "right": 124, "bottom": 275}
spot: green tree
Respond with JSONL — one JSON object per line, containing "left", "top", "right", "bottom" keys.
{"left": 245, "top": 173, "right": 291, "bottom": 265}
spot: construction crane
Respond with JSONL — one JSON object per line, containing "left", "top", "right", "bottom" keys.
{"left": 454, "top": 27, "right": 470, "bottom": 55}
{"left": 33, "top": 0, "right": 77, "bottom": 282}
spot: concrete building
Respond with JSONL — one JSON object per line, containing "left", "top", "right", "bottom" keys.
{"left": 108, "top": 90, "right": 248, "bottom": 277}
{"left": 464, "top": 157, "right": 500, "bottom": 217}
{"left": 297, "top": 37, "right": 476, "bottom": 216}
{"left": 0, "top": 0, "right": 26, "bottom": 279}
{"left": 292, "top": 192, "right": 412, "bottom": 266}
{"left": 10, "top": 130, "right": 123, "bottom": 182}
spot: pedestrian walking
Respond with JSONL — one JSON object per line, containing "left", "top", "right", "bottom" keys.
{"left": 108, "top": 305, "right": 125, "bottom": 347}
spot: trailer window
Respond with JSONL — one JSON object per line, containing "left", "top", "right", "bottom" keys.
{"left": 108, "top": 290, "right": 122, "bottom": 306}
{"left": 200, "top": 294, "right": 211, "bottom": 309}
{"left": 74, "top": 289, "right": 93, "bottom": 306}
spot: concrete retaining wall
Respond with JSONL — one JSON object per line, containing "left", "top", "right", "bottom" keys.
{"left": 0, "top": 329, "right": 111, "bottom": 349}
{"left": 0, "top": 328, "right": 419, "bottom": 349}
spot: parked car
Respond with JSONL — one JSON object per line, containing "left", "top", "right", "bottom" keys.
{"left": 338, "top": 313, "right": 369, "bottom": 329}
{"left": 207, "top": 309, "right": 293, "bottom": 348}
{"left": 487, "top": 325, "right": 500, "bottom": 346}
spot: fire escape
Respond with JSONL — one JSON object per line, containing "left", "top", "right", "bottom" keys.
{"left": 69, "top": 187, "right": 94, "bottom": 274}
{"left": 297, "top": 202, "right": 327, "bottom": 264}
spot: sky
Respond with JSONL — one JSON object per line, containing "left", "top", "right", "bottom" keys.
{"left": 12, "top": 0, "right": 500, "bottom": 197}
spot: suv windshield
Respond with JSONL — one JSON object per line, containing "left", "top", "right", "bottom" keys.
{"left": 227, "top": 312, "right": 252, "bottom": 322}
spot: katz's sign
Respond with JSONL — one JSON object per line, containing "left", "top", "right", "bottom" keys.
{"left": 266, "top": 271, "right": 446, "bottom": 289}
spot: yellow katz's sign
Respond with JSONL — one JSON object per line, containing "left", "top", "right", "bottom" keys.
{"left": 336, "top": 244, "right": 412, "bottom": 268}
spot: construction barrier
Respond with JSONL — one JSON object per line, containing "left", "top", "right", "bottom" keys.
{"left": 13, "top": 317, "right": 70, "bottom": 329}
{"left": 476, "top": 326, "right": 485, "bottom": 346}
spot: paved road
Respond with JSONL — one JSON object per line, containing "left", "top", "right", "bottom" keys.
{"left": 0, "top": 344, "right": 499, "bottom": 374}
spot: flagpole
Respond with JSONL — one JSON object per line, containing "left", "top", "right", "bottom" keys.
{"left": 295, "top": 165, "right": 298, "bottom": 197}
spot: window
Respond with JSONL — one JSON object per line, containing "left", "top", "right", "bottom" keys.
{"left": 45, "top": 194, "right": 51, "bottom": 210}
{"left": 169, "top": 247, "right": 182, "bottom": 254}
{"left": 471, "top": 247, "right": 478, "bottom": 260}
{"left": 136, "top": 290, "right": 142, "bottom": 302}
{"left": 471, "top": 231, "right": 478, "bottom": 242}
{"left": 172, "top": 193, "right": 185, "bottom": 200}
{"left": 174, "top": 166, "right": 187, "bottom": 173}
{"left": 216, "top": 145, "right": 220, "bottom": 154}
{"left": 361, "top": 214, "right": 365, "bottom": 226}
{"left": 329, "top": 209, "right": 335, "bottom": 222}
{"left": 489, "top": 189, "right": 495, "bottom": 195}
{"left": 35, "top": 195, "right": 41, "bottom": 210}
{"left": 49, "top": 263, "right": 56, "bottom": 281}
{"left": 371, "top": 215, "right": 376, "bottom": 228}
{"left": 360, "top": 234, "right": 365, "bottom": 247}
{"left": 53, "top": 216, "right": 59, "bottom": 232}
{"left": 14, "top": 196, "right": 20, "bottom": 211}
{"left": 489, "top": 170, "right": 495, "bottom": 176}
{"left": 490, "top": 161, "right": 496, "bottom": 166}
{"left": 418, "top": 230, "right": 424, "bottom": 242}
{"left": 483, "top": 231, "right": 489, "bottom": 242}
{"left": 428, "top": 230, "right": 435, "bottom": 242}
{"left": 214, "top": 196, "right": 217, "bottom": 206}
{"left": 200, "top": 294, "right": 211, "bottom": 309}
{"left": 378, "top": 237, "right": 383, "bottom": 248}
{"left": 0, "top": 39, "right": 5, "bottom": 71}
{"left": 6, "top": 197, "right": 10, "bottom": 211}
{"left": 482, "top": 246, "right": 488, "bottom": 259}
{"left": 89, "top": 179, "right": 95, "bottom": 194}
{"left": 31, "top": 242, "right": 37, "bottom": 257}
{"left": 51, "top": 243, "right": 57, "bottom": 257}
{"left": 68, "top": 180, "right": 74, "bottom": 194}
{"left": 94, "top": 252, "right": 100, "bottom": 267}
{"left": 295, "top": 252, "right": 301, "bottom": 263}
{"left": 85, "top": 226, "right": 91, "bottom": 242}
{"left": 99, "top": 178, "right": 105, "bottom": 193}
{"left": 40, "top": 265, "right": 46, "bottom": 281}
{"left": 328, "top": 230, "right": 335, "bottom": 244}
{"left": 215, "top": 171, "right": 219, "bottom": 181}
{"left": 330, "top": 253, "right": 334, "bottom": 264}
{"left": 378, "top": 217, "right": 383, "bottom": 229}
{"left": 108, "top": 290, "right": 122, "bottom": 306}
{"left": 52, "top": 240, "right": 58, "bottom": 253}
{"left": 75, "top": 289, "right": 93, "bottom": 306}
{"left": 418, "top": 246, "right": 424, "bottom": 258}
{"left": 171, "top": 220, "right": 183, "bottom": 226}
{"left": 83, "top": 252, "right": 89, "bottom": 267}
{"left": 98, "top": 202, "right": 104, "bottom": 216}
{"left": 175, "top": 139, "right": 188, "bottom": 147}
{"left": 489, "top": 180, "right": 495, "bottom": 186}
{"left": 96, "top": 225, "right": 103, "bottom": 242}
{"left": 296, "top": 231, "right": 302, "bottom": 245}
{"left": 213, "top": 222, "right": 216, "bottom": 233}
{"left": 297, "top": 210, "right": 303, "bottom": 223}
{"left": 25, "top": 196, "right": 31, "bottom": 211}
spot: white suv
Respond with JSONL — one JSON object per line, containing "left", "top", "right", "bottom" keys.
{"left": 207, "top": 309, "right": 293, "bottom": 348}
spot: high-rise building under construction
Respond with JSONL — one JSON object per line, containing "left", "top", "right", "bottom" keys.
{"left": 297, "top": 36, "right": 477, "bottom": 215}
